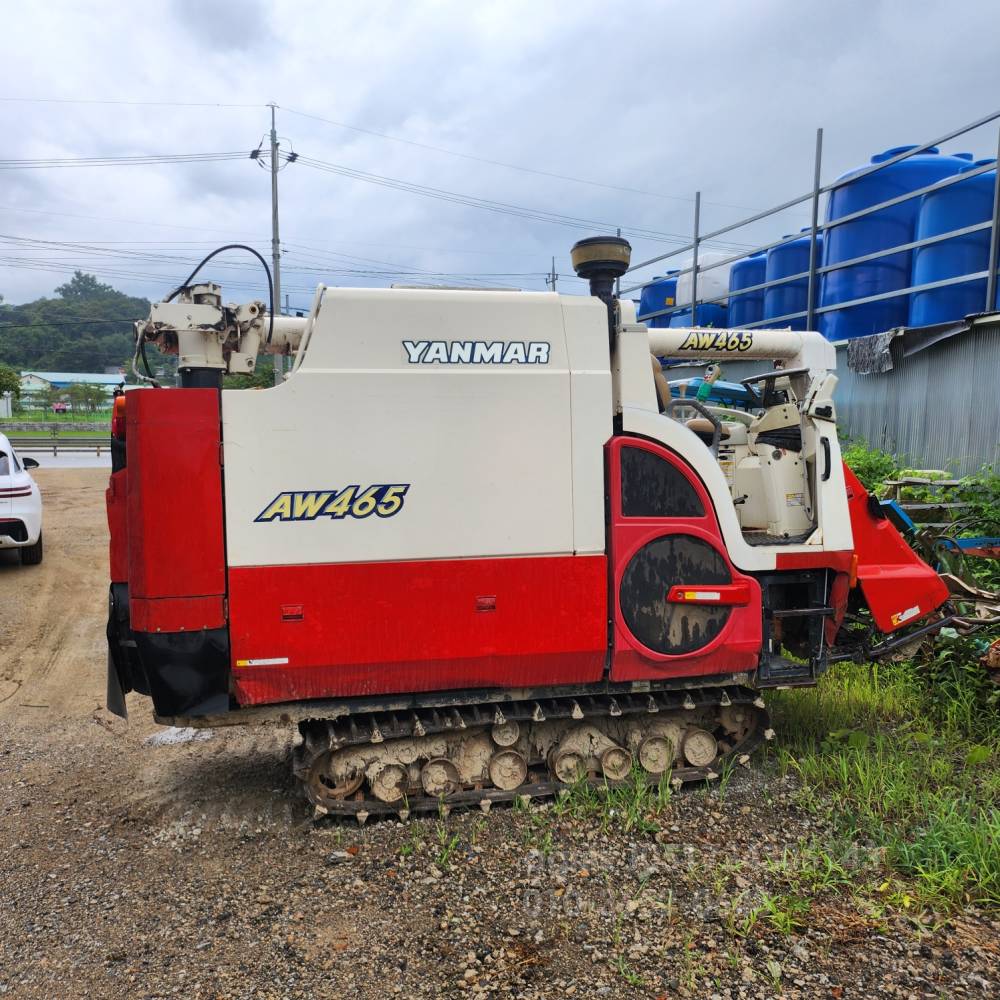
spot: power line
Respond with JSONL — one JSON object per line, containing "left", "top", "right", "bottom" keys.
{"left": 1, "top": 95, "right": 760, "bottom": 213}
{"left": 282, "top": 105, "right": 753, "bottom": 210}
{"left": 0, "top": 201, "right": 269, "bottom": 239}
{"left": 0, "top": 97, "right": 265, "bottom": 109}
{"left": 292, "top": 151, "right": 755, "bottom": 250}
{"left": 0, "top": 151, "right": 250, "bottom": 169}
{"left": 0, "top": 318, "right": 138, "bottom": 330}
{"left": 0, "top": 233, "right": 550, "bottom": 286}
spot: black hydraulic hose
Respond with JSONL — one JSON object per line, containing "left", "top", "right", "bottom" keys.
{"left": 165, "top": 243, "right": 275, "bottom": 344}
{"left": 139, "top": 336, "right": 157, "bottom": 383}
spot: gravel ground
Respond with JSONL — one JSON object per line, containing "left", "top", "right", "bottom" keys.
{"left": 1, "top": 469, "right": 998, "bottom": 999}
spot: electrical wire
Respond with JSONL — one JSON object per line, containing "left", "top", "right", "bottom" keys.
{"left": 292, "top": 151, "right": 756, "bottom": 251}
{"left": 0, "top": 97, "right": 265, "bottom": 109}
{"left": 0, "top": 318, "right": 137, "bottom": 330}
{"left": 281, "top": 105, "right": 760, "bottom": 211}
{"left": 0, "top": 151, "right": 250, "bottom": 169}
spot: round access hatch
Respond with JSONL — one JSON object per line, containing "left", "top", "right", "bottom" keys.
{"left": 620, "top": 534, "right": 732, "bottom": 655}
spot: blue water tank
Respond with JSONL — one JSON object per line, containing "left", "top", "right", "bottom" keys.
{"left": 909, "top": 159, "right": 997, "bottom": 326}
{"left": 728, "top": 252, "right": 767, "bottom": 327}
{"left": 637, "top": 270, "right": 680, "bottom": 327}
{"left": 764, "top": 229, "right": 823, "bottom": 330}
{"left": 819, "top": 146, "right": 972, "bottom": 340}
{"left": 668, "top": 303, "right": 728, "bottom": 328}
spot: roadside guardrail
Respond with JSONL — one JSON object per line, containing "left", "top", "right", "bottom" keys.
{"left": 7, "top": 436, "right": 109, "bottom": 456}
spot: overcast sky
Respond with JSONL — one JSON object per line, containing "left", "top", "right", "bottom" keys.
{"left": 2, "top": 0, "right": 1000, "bottom": 309}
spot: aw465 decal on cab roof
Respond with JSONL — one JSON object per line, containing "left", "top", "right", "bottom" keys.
{"left": 255, "top": 485, "right": 409, "bottom": 522}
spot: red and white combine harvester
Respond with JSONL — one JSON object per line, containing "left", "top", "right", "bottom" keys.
{"left": 106, "top": 237, "right": 951, "bottom": 819}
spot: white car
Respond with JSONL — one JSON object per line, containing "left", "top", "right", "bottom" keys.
{"left": 0, "top": 431, "right": 43, "bottom": 565}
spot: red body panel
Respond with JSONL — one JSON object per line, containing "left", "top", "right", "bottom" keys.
{"left": 130, "top": 594, "right": 227, "bottom": 633}
{"left": 843, "top": 464, "right": 949, "bottom": 632}
{"left": 106, "top": 469, "right": 129, "bottom": 583}
{"left": 126, "top": 390, "right": 226, "bottom": 632}
{"left": 228, "top": 554, "right": 608, "bottom": 705}
{"left": 607, "top": 437, "right": 763, "bottom": 681}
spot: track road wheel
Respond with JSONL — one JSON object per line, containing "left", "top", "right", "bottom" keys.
{"left": 304, "top": 751, "right": 364, "bottom": 809}
{"left": 682, "top": 728, "right": 719, "bottom": 767}
{"left": 421, "top": 758, "right": 461, "bottom": 797}
{"left": 370, "top": 763, "right": 408, "bottom": 803}
{"left": 20, "top": 532, "right": 43, "bottom": 566}
{"left": 488, "top": 750, "right": 528, "bottom": 790}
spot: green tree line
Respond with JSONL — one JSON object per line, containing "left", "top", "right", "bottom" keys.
{"left": 0, "top": 271, "right": 151, "bottom": 373}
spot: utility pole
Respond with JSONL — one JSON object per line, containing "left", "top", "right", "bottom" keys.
{"left": 545, "top": 256, "right": 558, "bottom": 292}
{"left": 269, "top": 103, "right": 283, "bottom": 385}
{"left": 615, "top": 227, "right": 622, "bottom": 297}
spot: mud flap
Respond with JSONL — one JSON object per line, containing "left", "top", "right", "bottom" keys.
{"left": 843, "top": 465, "right": 950, "bottom": 633}
{"left": 107, "top": 649, "right": 128, "bottom": 719}
{"left": 106, "top": 583, "right": 151, "bottom": 718}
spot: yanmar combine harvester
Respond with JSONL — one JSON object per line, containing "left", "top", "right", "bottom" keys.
{"left": 105, "top": 237, "right": 954, "bottom": 819}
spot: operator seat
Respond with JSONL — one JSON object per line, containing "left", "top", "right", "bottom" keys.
{"left": 685, "top": 417, "right": 731, "bottom": 448}
{"left": 649, "top": 354, "right": 732, "bottom": 449}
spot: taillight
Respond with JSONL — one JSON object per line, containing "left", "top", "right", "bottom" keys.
{"left": 111, "top": 395, "right": 127, "bottom": 440}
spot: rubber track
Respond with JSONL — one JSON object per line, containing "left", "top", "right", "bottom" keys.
{"left": 296, "top": 684, "right": 770, "bottom": 821}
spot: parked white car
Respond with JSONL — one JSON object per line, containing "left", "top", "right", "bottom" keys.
{"left": 0, "top": 431, "right": 43, "bottom": 565}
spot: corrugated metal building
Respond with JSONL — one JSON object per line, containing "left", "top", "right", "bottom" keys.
{"left": 833, "top": 316, "right": 1000, "bottom": 475}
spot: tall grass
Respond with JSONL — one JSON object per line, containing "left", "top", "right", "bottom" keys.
{"left": 770, "top": 642, "right": 1000, "bottom": 910}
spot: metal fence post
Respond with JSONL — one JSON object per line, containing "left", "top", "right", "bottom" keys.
{"left": 806, "top": 128, "right": 824, "bottom": 331}
{"left": 691, "top": 191, "right": 701, "bottom": 323}
{"left": 986, "top": 125, "right": 1000, "bottom": 313}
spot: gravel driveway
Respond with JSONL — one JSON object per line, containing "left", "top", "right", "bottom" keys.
{"left": 1, "top": 469, "right": 997, "bottom": 998}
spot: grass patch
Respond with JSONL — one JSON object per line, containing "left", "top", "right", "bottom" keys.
{"left": 549, "top": 769, "right": 673, "bottom": 834}
{"left": 769, "top": 638, "right": 1000, "bottom": 911}
{"left": 3, "top": 410, "right": 110, "bottom": 422}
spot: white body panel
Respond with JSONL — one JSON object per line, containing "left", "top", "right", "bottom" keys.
{"left": 222, "top": 288, "right": 612, "bottom": 568}
{"left": 0, "top": 433, "right": 42, "bottom": 549}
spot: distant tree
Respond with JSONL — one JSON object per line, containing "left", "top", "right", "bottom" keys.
{"left": 36, "top": 384, "right": 65, "bottom": 413}
{"left": 1, "top": 277, "right": 150, "bottom": 374}
{"left": 55, "top": 271, "right": 118, "bottom": 302}
{"left": 0, "top": 362, "right": 19, "bottom": 401}
{"left": 84, "top": 384, "right": 109, "bottom": 411}
{"left": 223, "top": 359, "right": 275, "bottom": 390}
{"left": 66, "top": 382, "right": 88, "bottom": 413}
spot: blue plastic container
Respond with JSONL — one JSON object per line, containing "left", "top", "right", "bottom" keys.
{"left": 764, "top": 229, "right": 823, "bottom": 330}
{"left": 668, "top": 303, "right": 728, "bottom": 328}
{"left": 637, "top": 270, "right": 680, "bottom": 327}
{"left": 909, "top": 159, "right": 997, "bottom": 326}
{"left": 728, "top": 252, "right": 767, "bottom": 327}
{"left": 819, "top": 146, "right": 972, "bottom": 340}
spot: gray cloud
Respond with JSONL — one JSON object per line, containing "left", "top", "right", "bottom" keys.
{"left": 1, "top": 0, "right": 999, "bottom": 309}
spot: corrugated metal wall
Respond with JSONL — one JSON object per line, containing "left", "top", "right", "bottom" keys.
{"left": 834, "top": 321, "right": 1000, "bottom": 475}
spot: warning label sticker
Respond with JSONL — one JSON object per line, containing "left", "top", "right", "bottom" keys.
{"left": 785, "top": 492, "right": 805, "bottom": 507}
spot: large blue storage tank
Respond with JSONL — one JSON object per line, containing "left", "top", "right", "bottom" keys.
{"left": 909, "top": 159, "right": 997, "bottom": 326}
{"left": 637, "top": 270, "right": 680, "bottom": 327}
{"left": 668, "top": 303, "right": 728, "bottom": 328}
{"left": 819, "top": 146, "right": 972, "bottom": 340}
{"left": 764, "top": 229, "right": 823, "bottom": 330}
{"left": 728, "top": 252, "right": 766, "bottom": 327}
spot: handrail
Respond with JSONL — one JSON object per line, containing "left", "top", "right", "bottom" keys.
{"left": 626, "top": 108, "right": 1000, "bottom": 330}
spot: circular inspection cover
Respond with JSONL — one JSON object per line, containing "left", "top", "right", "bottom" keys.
{"left": 620, "top": 534, "right": 732, "bottom": 655}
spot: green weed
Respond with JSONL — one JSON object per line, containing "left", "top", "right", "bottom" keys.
{"left": 434, "top": 821, "right": 461, "bottom": 869}
{"left": 770, "top": 656, "right": 1000, "bottom": 911}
